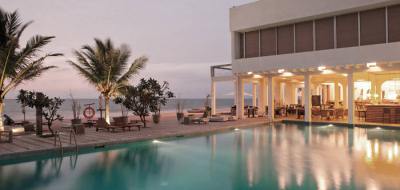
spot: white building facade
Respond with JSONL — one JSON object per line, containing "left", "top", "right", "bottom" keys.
{"left": 211, "top": 0, "right": 400, "bottom": 124}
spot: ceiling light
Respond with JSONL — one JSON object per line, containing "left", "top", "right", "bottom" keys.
{"left": 281, "top": 72, "right": 293, "bottom": 77}
{"left": 247, "top": 72, "right": 253, "bottom": 75}
{"left": 278, "top": 69, "right": 285, "bottom": 73}
{"left": 253, "top": 74, "right": 262, "bottom": 79}
{"left": 366, "top": 62, "right": 377, "bottom": 68}
{"left": 318, "top": 66, "right": 326, "bottom": 71}
{"left": 322, "top": 69, "right": 334, "bottom": 75}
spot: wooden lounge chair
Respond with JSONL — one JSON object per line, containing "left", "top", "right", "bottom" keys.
{"left": 96, "top": 118, "right": 141, "bottom": 132}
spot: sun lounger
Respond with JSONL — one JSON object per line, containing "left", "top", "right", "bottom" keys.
{"left": 187, "top": 108, "right": 205, "bottom": 114}
{"left": 191, "top": 117, "right": 209, "bottom": 124}
{"left": 209, "top": 115, "right": 228, "bottom": 122}
{"left": 96, "top": 118, "right": 141, "bottom": 132}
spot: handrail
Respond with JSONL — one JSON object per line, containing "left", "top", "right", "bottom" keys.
{"left": 69, "top": 129, "right": 78, "bottom": 152}
{"left": 54, "top": 131, "right": 63, "bottom": 156}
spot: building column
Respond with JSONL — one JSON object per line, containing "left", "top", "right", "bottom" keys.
{"left": 252, "top": 82, "right": 257, "bottom": 107}
{"left": 267, "top": 75, "right": 275, "bottom": 120}
{"left": 304, "top": 74, "right": 312, "bottom": 122}
{"left": 335, "top": 82, "right": 340, "bottom": 107}
{"left": 259, "top": 78, "right": 266, "bottom": 116}
{"left": 234, "top": 79, "right": 238, "bottom": 106}
{"left": 343, "top": 81, "right": 348, "bottom": 109}
{"left": 236, "top": 76, "right": 244, "bottom": 119}
{"left": 211, "top": 80, "right": 216, "bottom": 115}
{"left": 347, "top": 73, "right": 354, "bottom": 124}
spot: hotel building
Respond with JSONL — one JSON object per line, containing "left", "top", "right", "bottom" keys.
{"left": 211, "top": 0, "right": 400, "bottom": 125}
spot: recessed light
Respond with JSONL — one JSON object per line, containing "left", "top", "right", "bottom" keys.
{"left": 247, "top": 72, "right": 253, "bottom": 75}
{"left": 278, "top": 69, "right": 285, "bottom": 73}
{"left": 318, "top": 66, "right": 326, "bottom": 71}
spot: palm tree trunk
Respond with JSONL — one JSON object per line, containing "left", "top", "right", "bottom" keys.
{"left": 105, "top": 96, "right": 110, "bottom": 124}
{"left": 0, "top": 100, "right": 4, "bottom": 131}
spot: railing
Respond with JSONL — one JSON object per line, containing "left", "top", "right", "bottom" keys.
{"left": 54, "top": 131, "right": 63, "bottom": 156}
{"left": 69, "top": 129, "right": 78, "bottom": 152}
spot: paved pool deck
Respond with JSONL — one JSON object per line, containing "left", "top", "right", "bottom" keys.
{"left": 0, "top": 115, "right": 268, "bottom": 161}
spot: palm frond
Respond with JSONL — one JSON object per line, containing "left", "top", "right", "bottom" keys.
{"left": 117, "top": 56, "right": 147, "bottom": 84}
{"left": 70, "top": 38, "right": 147, "bottom": 97}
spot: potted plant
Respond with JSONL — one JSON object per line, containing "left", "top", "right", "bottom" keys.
{"left": 176, "top": 99, "right": 185, "bottom": 121}
{"left": 70, "top": 93, "right": 82, "bottom": 125}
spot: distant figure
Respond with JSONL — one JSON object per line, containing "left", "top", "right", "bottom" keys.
{"left": 3, "top": 114, "right": 15, "bottom": 126}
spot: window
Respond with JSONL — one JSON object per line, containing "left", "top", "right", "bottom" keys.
{"left": 360, "top": 8, "right": 386, "bottom": 45}
{"left": 315, "top": 17, "right": 334, "bottom": 50}
{"left": 382, "top": 80, "right": 400, "bottom": 100}
{"left": 260, "top": 28, "right": 277, "bottom": 56}
{"left": 336, "top": 13, "right": 359, "bottom": 48}
{"left": 239, "top": 33, "right": 244, "bottom": 58}
{"left": 354, "top": 81, "right": 371, "bottom": 100}
{"left": 295, "top": 21, "right": 314, "bottom": 52}
{"left": 388, "top": 5, "right": 400, "bottom": 42}
{"left": 277, "top": 25, "right": 294, "bottom": 54}
{"left": 245, "top": 31, "right": 260, "bottom": 58}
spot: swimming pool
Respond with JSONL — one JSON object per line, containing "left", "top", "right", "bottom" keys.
{"left": 1, "top": 123, "right": 399, "bottom": 190}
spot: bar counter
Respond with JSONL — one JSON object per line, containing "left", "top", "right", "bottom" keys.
{"left": 365, "top": 104, "right": 400, "bottom": 123}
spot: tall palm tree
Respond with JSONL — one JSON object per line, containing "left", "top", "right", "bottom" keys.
{"left": 69, "top": 38, "right": 147, "bottom": 123}
{"left": 0, "top": 8, "right": 61, "bottom": 131}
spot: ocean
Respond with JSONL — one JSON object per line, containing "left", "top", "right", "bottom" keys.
{"left": 3, "top": 99, "right": 253, "bottom": 121}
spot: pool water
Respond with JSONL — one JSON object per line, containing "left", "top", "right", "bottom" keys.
{"left": 1, "top": 123, "right": 400, "bottom": 190}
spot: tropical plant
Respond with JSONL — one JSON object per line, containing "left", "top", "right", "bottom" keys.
{"left": 42, "top": 97, "right": 64, "bottom": 136}
{"left": 16, "top": 89, "right": 28, "bottom": 122}
{"left": 17, "top": 90, "right": 64, "bottom": 136}
{"left": 68, "top": 38, "right": 147, "bottom": 124}
{"left": 114, "top": 78, "right": 173, "bottom": 128}
{"left": 148, "top": 79, "right": 174, "bottom": 116}
{"left": 0, "top": 8, "right": 61, "bottom": 130}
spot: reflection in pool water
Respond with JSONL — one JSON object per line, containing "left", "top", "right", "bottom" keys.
{"left": 0, "top": 123, "right": 400, "bottom": 190}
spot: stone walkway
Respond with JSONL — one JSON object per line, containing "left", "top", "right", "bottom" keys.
{"left": 0, "top": 116, "right": 268, "bottom": 160}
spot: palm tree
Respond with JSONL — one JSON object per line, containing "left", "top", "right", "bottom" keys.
{"left": 69, "top": 38, "right": 147, "bottom": 123}
{"left": 0, "top": 8, "right": 61, "bottom": 130}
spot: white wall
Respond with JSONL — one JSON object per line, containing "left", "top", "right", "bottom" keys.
{"left": 230, "top": 0, "right": 399, "bottom": 31}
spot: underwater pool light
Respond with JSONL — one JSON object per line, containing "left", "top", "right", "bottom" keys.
{"left": 153, "top": 140, "right": 161, "bottom": 143}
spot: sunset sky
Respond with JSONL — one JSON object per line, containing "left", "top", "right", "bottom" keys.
{"left": 1, "top": 0, "right": 255, "bottom": 99}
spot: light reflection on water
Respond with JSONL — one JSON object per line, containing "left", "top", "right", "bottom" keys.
{"left": 1, "top": 123, "right": 400, "bottom": 190}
